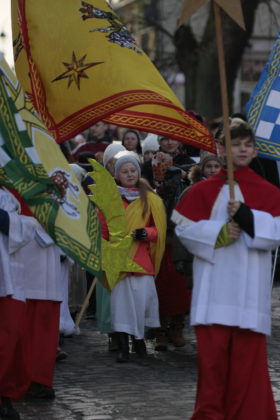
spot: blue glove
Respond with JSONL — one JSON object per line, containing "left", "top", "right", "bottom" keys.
{"left": 0, "top": 209, "right": 10, "bottom": 235}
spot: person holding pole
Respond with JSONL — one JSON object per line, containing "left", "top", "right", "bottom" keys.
{"left": 171, "top": 118, "right": 280, "bottom": 419}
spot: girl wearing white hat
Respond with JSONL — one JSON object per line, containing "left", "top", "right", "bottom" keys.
{"left": 99, "top": 154, "right": 166, "bottom": 362}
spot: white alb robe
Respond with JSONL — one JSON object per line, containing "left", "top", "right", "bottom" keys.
{"left": 0, "top": 188, "right": 62, "bottom": 302}
{"left": 110, "top": 274, "right": 160, "bottom": 339}
{"left": 173, "top": 184, "right": 280, "bottom": 336}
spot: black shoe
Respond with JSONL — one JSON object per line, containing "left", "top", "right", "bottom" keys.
{"left": 131, "top": 337, "right": 147, "bottom": 356}
{"left": 26, "top": 382, "right": 55, "bottom": 399}
{"left": 56, "top": 348, "right": 68, "bottom": 362}
{"left": 108, "top": 333, "right": 119, "bottom": 352}
{"left": 116, "top": 332, "right": 129, "bottom": 363}
{"left": 0, "top": 397, "right": 20, "bottom": 420}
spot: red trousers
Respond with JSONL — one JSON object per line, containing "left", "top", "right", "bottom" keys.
{"left": 26, "top": 299, "right": 60, "bottom": 387}
{"left": 191, "top": 324, "right": 277, "bottom": 420}
{"left": 0, "top": 297, "right": 60, "bottom": 401}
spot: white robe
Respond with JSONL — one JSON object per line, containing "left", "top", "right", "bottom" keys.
{"left": 59, "top": 256, "right": 80, "bottom": 336}
{"left": 110, "top": 275, "right": 160, "bottom": 339}
{"left": 172, "top": 184, "right": 280, "bottom": 336}
{"left": 0, "top": 189, "right": 62, "bottom": 302}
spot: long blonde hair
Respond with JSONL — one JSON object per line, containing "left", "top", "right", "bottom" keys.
{"left": 138, "top": 177, "right": 155, "bottom": 218}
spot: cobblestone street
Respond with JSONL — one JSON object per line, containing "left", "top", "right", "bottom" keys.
{"left": 15, "top": 283, "right": 280, "bottom": 420}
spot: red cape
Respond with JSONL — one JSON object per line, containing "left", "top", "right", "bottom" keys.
{"left": 5, "top": 188, "right": 33, "bottom": 217}
{"left": 176, "top": 167, "right": 280, "bottom": 221}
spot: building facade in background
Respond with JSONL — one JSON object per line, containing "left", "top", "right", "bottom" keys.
{"left": 112, "top": 0, "right": 279, "bottom": 116}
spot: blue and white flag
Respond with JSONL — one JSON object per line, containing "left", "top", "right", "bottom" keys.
{"left": 246, "top": 31, "right": 280, "bottom": 160}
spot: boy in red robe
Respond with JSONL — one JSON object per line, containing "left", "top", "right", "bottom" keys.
{"left": 172, "top": 118, "right": 280, "bottom": 419}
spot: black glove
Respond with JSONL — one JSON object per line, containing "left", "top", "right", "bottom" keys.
{"left": 0, "top": 209, "right": 10, "bottom": 235}
{"left": 232, "top": 202, "right": 254, "bottom": 238}
{"left": 134, "top": 228, "right": 147, "bottom": 241}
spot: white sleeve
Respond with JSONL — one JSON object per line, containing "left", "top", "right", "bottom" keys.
{"left": 35, "top": 226, "right": 55, "bottom": 247}
{"left": 175, "top": 219, "right": 224, "bottom": 263}
{"left": 8, "top": 213, "right": 38, "bottom": 254}
{"left": 244, "top": 210, "right": 280, "bottom": 251}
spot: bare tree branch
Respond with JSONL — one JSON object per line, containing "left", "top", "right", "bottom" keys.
{"left": 137, "top": 16, "right": 173, "bottom": 40}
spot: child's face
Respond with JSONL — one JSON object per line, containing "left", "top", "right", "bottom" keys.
{"left": 118, "top": 162, "right": 139, "bottom": 188}
{"left": 231, "top": 136, "right": 257, "bottom": 170}
{"left": 203, "top": 160, "right": 222, "bottom": 178}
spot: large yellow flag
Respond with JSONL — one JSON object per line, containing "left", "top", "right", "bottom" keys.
{"left": 12, "top": 0, "right": 214, "bottom": 151}
{"left": 0, "top": 55, "right": 101, "bottom": 277}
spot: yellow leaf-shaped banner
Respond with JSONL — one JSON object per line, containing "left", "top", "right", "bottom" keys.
{"left": 88, "top": 159, "right": 146, "bottom": 290}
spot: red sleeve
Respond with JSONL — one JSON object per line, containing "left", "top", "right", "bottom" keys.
{"left": 145, "top": 226, "right": 158, "bottom": 242}
{"left": 144, "top": 215, "right": 158, "bottom": 242}
{"left": 97, "top": 210, "right": 109, "bottom": 240}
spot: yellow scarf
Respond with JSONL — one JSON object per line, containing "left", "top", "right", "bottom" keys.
{"left": 124, "top": 190, "right": 166, "bottom": 277}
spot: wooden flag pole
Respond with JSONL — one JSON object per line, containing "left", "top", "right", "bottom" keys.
{"left": 271, "top": 247, "right": 279, "bottom": 291}
{"left": 213, "top": 2, "right": 235, "bottom": 199}
{"left": 75, "top": 276, "right": 97, "bottom": 329}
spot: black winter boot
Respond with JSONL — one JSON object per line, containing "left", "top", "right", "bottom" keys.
{"left": 108, "top": 333, "right": 119, "bottom": 352}
{"left": 131, "top": 337, "right": 147, "bottom": 356}
{"left": 0, "top": 397, "right": 20, "bottom": 420}
{"left": 116, "top": 332, "right": 129, "bottom": 363}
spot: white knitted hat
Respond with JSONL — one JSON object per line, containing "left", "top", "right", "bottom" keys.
{"left": 142, "top": 133, "right": 159, "bottom": 154}
{"left": 102, "top": 143, "right": 126, "bottom": 168}
{"left": 114, "top": 153, "right": 141, "bottom": 180}
{"left": 114, "top": 150, "right": 141, "bottom": 163}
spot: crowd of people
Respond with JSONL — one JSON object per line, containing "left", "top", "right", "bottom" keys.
{"left": 1, "top": 116, "right": 280, "bottom": 420}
